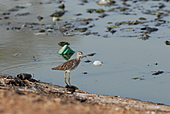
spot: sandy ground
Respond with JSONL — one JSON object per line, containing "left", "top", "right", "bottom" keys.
{"left": 0, "top": 74, "right": 170, "bottom": 114}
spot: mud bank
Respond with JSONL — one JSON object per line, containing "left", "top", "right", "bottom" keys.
{"left": 0, "top": 74, "right": 170, "bottom": 114}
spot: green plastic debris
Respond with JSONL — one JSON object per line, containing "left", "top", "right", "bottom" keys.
{"left": 61, "top": 53, "right": 74, "bottom": 60}
{"left": 58, "top": 45, "right": 75, "bottom": 55}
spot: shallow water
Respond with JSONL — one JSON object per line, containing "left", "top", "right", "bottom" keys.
{"left": 0, "top": 0, "right": 170, "bottom": 105}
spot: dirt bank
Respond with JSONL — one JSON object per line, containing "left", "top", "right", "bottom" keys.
{"left": 0, "top": 74, "right": 170, "bottom": 114}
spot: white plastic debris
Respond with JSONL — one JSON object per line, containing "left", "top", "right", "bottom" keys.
{"left": 93, "top": 61, "right": 103, "bottom": 66}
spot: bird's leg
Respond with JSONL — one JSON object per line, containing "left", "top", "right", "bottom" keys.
{"left": 64, "top": 72, "right": 68, "bottom": 85}
{"left": 68, "top": 72, "right": 71, "bottom": 85}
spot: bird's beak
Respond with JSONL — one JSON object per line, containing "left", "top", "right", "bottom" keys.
{"left": 81, "top": 55, "right": 86, "bottom": 58}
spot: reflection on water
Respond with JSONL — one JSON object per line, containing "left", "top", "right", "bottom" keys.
{"left": 1, "top": 0, "right": 170, "bottom": 105}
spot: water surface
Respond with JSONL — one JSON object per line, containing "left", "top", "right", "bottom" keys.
{"left": 0, "top": 0, "right": 170, "bottom": 105}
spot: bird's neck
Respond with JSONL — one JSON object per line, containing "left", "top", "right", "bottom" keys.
{"left": 76, "top": 56, "right": 81, "bottom": 61}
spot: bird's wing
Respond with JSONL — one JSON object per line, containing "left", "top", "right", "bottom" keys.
{"left": 52, "top": 59, "right": 76, "bottom": 70}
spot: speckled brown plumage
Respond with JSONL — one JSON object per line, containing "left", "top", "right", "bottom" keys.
{"left": 52, "top": 58, "right": 80, "bottom": 71}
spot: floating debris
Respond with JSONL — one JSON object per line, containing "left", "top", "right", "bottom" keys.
{"left": 110, "top": 30, "right": 116, "bottom": 34}
{"left": 82, "top": 71, "right": 88, "bottom": 74}
{"left": 165, "top": 41, "right": 170, "bottom": 45}
{"left": 12, "top": 53, "right": 22, "bottom": 56}
{"left": 132, "top": 77, "right": 145, "bottom": 80}
{"left": 141, "top": 26, "right": 158, "bottom": 33}
{"left": 86, "top": 53, "right": 96, "bottom": 56}
{"left": 132, "top": 77, "right": 140, "bottom": 80}
{"left": 84, "top": 60, "right": 91, "bottom": 63}
{"left": 103, "top": 34, "right": 108, "bottom": 38}
{"left": 60, "top": 53, "right": 74, "bottom": 60}
{"left": 139, "top": 17, "right": 147, "bottom": 20}
{"left": 15, "top": 12, "right": 30, "bottom": 16}
{"left": 93, "top": 61, "right": 103, "bottom": 66}
{"left": 15, "top": 6, "right": 26, "bottom": 9}
{"left": 2, "top": 12, "right": 10, "bottom": 15}
{"left": 7, "top": 5, "right": 26, "bottom": 12}
{"left": 107, "top": 25, "right": 119, "bottom": 28}
{"left": 107, "top": 27, "right": 114, "bottom": 31}
{"left": 4, "top": 17, "right": 9, "bottom": 19}
{"left": 37, "top": 16, "right": 43, "bottom": 21}
{"left": 32, "top": 56, "right": 38, "bottom": 61}
{"left": 87, "top": 9, "right": 96, "bottom": 13}
{"left": 58, "top": 42, "right": 70, "bottom": 47}
{"left": 82, "top": 32, "right": 99, "bottom": 36}
{"left": 87, "top": 8, "right": 105, "bottom": 13}
{"left": 99, "top": 14, "right": 109, "bottom": 18}
{"left": 75, "top": 13, "right": 82, "bottom": 16}
{"left": 106, "top": 26, "right": 116, "bottom": 34}
{"left": 154, "top": 63, "right": 158, "bottom": 65}
{"left": 97, "top": 0, "right": 116, "bottom": 6}
{"left": 115, "top": 20, "right": 144, "bottom": 26}
{"left": 63, "top": 32, "right": 76, "bottom": 36}
{"left": 7, "top": 27, "right": 21, "bottom": 30}
{"left": 8, "top": 8, "right": 19, "bottom": 12}
{"left": 96, "top": 9, "right": 105, "bottom": 13}
{"left": 58, "top": 45, "right": 75, "bottom": 55}
{"left": 139, "top": 34, "right": 150, "bottom": 40}
{"left": 152, "top": 71, "right": 164, "bottom": 75}
{"left": 75, "top": 27, "right": 88, "bottom": 32}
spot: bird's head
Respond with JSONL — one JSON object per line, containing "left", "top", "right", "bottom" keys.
{"left": 77, "top": 51, "right": 85, "bottom": 59}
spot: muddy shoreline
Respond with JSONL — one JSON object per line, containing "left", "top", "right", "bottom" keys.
{"left": 0, "top": 74, "right": 170, "bottom": 114}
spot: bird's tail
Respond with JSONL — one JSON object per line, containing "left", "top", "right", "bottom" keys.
{"left": 52, "top": 67, "right": 57, "bottom": 70}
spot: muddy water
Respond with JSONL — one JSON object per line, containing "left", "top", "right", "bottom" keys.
{"left": 1, "top": 0, "right": 170, "bottom": 105}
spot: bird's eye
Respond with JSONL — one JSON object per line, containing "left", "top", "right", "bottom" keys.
{"left": 78, "top": 52, "right": 83, "bottom": 55}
